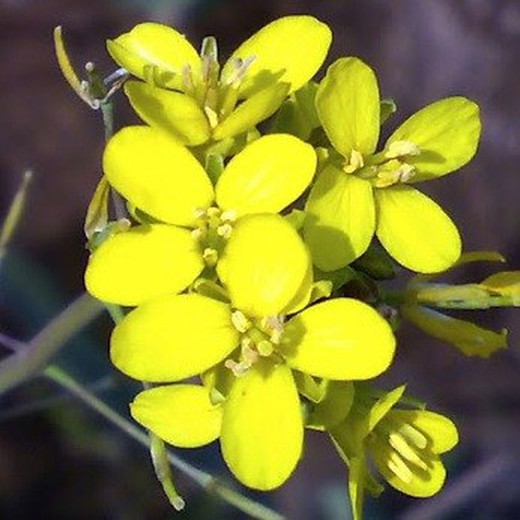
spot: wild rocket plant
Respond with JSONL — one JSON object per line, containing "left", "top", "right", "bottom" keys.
{"left": 51, "top": 14, "right": 520, "bottom": 519}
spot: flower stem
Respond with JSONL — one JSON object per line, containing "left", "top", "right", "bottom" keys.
{"left": 0, "top": 292, "right": 104, "bottom": 396}
{"left": 44, "top": 364, "right": 284, "bottom": 520}
{"left": 99, "top": 100, "right": 125, "bottom": 220}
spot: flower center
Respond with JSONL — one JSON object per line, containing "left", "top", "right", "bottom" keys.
{"left": 181, "top": 36, "right": 256, "bottom": 129}
{"left": 226, "top": 311, "right": 285, "bottom": 376}
{"left": 192, "top": 206, "right": 237, "bottom": 266}
{"left": 370, "top": 416, "right": 431, "bottom": 483}
{"left": 343, "top": 140, "right": 421, "bottom": 188}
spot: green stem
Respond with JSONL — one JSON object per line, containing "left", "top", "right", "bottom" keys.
{"left": 100, "top": 100, "right": 125, "bottom": 220}
{"left": 44, "top": 365, "right": 283, "bottom": 520}
{"left": 100, "top": 101, "right": 114, "bottom": 142}
{"left": 0, "top": 293, "right": 103, "bottom": 396}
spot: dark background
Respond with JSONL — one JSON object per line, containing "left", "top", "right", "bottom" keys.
{"left": 0, "top": 0, "right": 519, "bottom": 518}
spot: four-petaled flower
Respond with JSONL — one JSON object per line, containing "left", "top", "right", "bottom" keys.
{"left": 330, "top": 385, "right": 458, "bottom": 520}
{"left": 107, "top": 16, "right": 331, "bottom": 145}
{"left": 303, "top": 57, "right": 481, "bottom": 273}
{"left": 111, "top": 214, "right": 396, "bottom": 489}
{"left": 85, "top": 129, "right": 316, "bottom": 305}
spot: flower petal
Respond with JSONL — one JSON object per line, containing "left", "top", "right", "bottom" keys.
{"left": 222, "top": 15, "right": 331, "bottom": 98}
{"left": 371, "top": 442, "right": 447, "bottom": 498}
{"left": 217, "top": 214, "right": 310, "bottom": 317}
{"left": 283, "top": 298, "right": 395, "bottom": 380}
{"left": 402, "top": 304, "right": 507, "bottom": 358}
{"left": 216, "top": 134, "right": 316, "bottom": 217}
{"left": 388, "top": 410, "right": 459, "bottom": 454}
{"left": 85, "top": 224, "right": 204, "bottom": 306}
{"left": 130, "top": 384, "right": 222, "bottom": 447}
{"left": 375, "top": 186, "right": 461, "bottom": 273}
{"left": 387, "top": 97, "right": 481, "bottom": 182}
{"left": 316, "top": 57, "right": 380, "bottom": 157}
{"left": 221, "top": 360, "right": 303, "bottom": 490}
{"left": 111, "top": 294, "right": 239, "bottom": 382}
{"left": 124, "top": 81, "right": 210, "bottom": 146}
{"left": 107, "top": 23, "right": 201, "bottom": 91}
{"left": 104, "top": 126, "right": 214, "bottom": 226}
{"left": 213, "top": 82, "right": 290, "bottom": 140}
{"left": 304, "top": 165, "right": 375, "bottom": 271}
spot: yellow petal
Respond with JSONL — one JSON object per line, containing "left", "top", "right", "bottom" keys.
{"left": 221, "top": 360, "right": 303, "bottom": 490}
{"left": 85, "top": 224, "right": 204, "bottom": 306}
{"left": 104, "top": 126, "right": 214, "bottom": 226}
{"left": 316, "top": 57, "right": 380, "bottom": 157}
{"left": 107, "top": 23, "right": 201, "bottom": 91}
{"left": 217, "top": 214, "right": 310, "bottom": 317}
{"left": 222, "top": 15, "right": 331, "bottom": 98}
{"left": 283, "top": 298, "right": 395, "bottom": 380}
{"left": 402, "top": 304, "right": 507, "bottom": 358}
{"left": 304, "top": 165, "right": 375, "bottom": 271}
{"left": 375, "top": 186, "right": 461, "bottom": 273}
{"left": 111, "top": 294, "right": 239, "bottom": 382}
{"left": 387, "top": 97, "right": 481, "bottom": 182}
{"left": 371, "top": 442, "right": 447, "bottom": 498}
{"left": 124, "top": 81, "right": 210, "bottom": 146}
{"left": 388, "top": 410, "right": 459, "bottom": 454}
{"left": 130, "top": 384, "right": 222, "bottom": 447}
{"left": 216, "top": 134, "right": 316, "bottom": 217}
{"left": 213, "top": 82, "right": 290, "bottom": 140}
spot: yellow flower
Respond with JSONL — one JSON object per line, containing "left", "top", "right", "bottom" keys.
{"left": 331, "top": 385, "right": 459, "bottom": 520}
{"left": 303, "top": 57, "right": 481, "bottom": 273}
{"left": 112, "top": 214, "right": 396, "bottom": 490}
{"left": 84, "top": 129, "right": 316, "bottom": 305}
{"left": 106, "top": 16, "right": 332, "bottom": 144}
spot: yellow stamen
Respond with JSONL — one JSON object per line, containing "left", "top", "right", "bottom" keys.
{"left": 385, "top": 140, "right": 421, "bottom": 159}
{"left": 399, "top": 423, "right": 429, "bottom": 450}
{"left": 217, "top": 223, "right": 233, "bottom": 239}
{"left": 389, "top": 433, "right": 428, "bottom": 470}
{"left": 231, "top": 310, "right": 251, "bottom": 333}
{"left": 386, "top": 450, "right": 413, "bottom": 483}
{"left": 343, "top": 149, "right": 364, "bottom": 174}
{"left": 202, "top": 247, "right": 218, "bottom": 266}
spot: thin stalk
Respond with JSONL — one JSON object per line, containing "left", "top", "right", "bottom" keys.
{"left": 0, "top": 293, "right": 103, "bottom": 396}
{"left": 99, "top": 100, "right": 125, "bottom": 220}
{"left": 44, "top": 365, "right": 284, "bottom": 520}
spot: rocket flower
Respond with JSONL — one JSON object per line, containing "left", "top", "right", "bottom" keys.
{"left": 110, "top": 213, "right": 396, "bottom": 490}
{"left": 85, "top": 128, "right": 316, "bottom": 306}
{"left": 330, "top": 385, "right": 459, "bottom": 520}
{"left": 303, "top": 57, "right": 481, "bottom": 273}
{"left": 106, "top": 16, "right": 331, "bottom": 145}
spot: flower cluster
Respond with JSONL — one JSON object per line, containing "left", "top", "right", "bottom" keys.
{"left": 67, "top": 14, "right": 517, "bottom": 519}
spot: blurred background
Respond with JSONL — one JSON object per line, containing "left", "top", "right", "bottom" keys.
{"left": 0, "top": 0, "right": 519, "bottom": 518}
